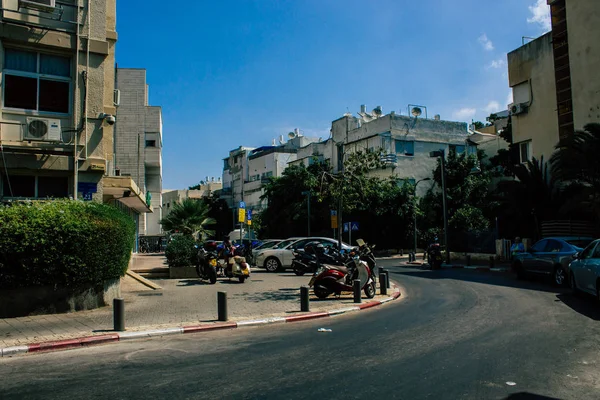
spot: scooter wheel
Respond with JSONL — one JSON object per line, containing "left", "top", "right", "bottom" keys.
{"left": 314, "top": 287, "right": 330, "bottom": 299}
{"left": 364, "top": 282, "right": 376, "bottom": 299}
{"left": 238, "top": 276, "right": 246, "bottom": 283}
{"left": 293, "top": 268, "right": 305, "bottom": 276}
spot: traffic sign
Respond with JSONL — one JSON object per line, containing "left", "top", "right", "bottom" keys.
{"left": 82, "top": 192, "right": 93, "bottom": 201}
{"left": 247, "top": 209, "right": 252, "bottom": 221}
{"left": 238, "top": 208, "right": 246, "bottom": 223}
{"left": 343, "top": 223, "right": 349, "bottom": 233}
{"left": 351, "top": 222, "right": 360, "bottom": 231}
{"left": 78, "top": 182, "right": 97, "bottom": 193}
{"left": 330, "top": 210, "right": 338, "bottom": 229}
{"left": 239, "top": 201, "right": 246, "bottom": 209}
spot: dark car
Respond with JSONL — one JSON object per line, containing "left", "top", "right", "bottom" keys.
{"left": 512, "top": 237, "right": 594, "bottom": 286}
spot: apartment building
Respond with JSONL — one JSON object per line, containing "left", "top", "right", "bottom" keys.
{"left": 221, "top": 133, "right": 320, "bottom": 211}
{"left": 291, "top": 106, "right": 474, "bottom": 197}
{"left": 507, "top": 0, "right": 599, "bottom": 163}
{"left": 114, "top": 68, "right": 163, "bottom": 235}
{"left": 162, "top": 180, "right": 222, "bottom": 219}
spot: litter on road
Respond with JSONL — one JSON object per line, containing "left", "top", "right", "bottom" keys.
{"left": 318, "top": 328, "right": 332, "bottom": 332}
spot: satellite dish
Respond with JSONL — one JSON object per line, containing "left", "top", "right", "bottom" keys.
{"left": 373, "top": 106, "right": 382, "bottom": 116}
{"left": 411, "top": 107, "right": 422, "bottom": 117}
{"left": 288, "top": 131, "right": 296, "bottom": 139}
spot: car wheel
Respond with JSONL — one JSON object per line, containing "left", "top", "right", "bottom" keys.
{"left": 264, "top": 257, "right": 281, "bottom": 272}
{"left": 553, "top": 265, "right": 567, "bottom": 287}
{"left": 570, "top": 272, "right": 580, "bottom": 297}
{"left": 293, "top": 268, "right": 305, "bottom": 276}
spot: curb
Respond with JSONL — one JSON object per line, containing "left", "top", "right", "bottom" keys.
{"left": 406, "top": 262, "right": 509, "bottom": 273}
{"left": 1, "top": 284, "right": 402, "bottom": 358}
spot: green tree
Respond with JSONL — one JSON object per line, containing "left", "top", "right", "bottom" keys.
{"left": 550, "top": 123, "right": 600, "bottom": 220}
{"left": 160, "top": 198, "right": 216, "bottom": 239}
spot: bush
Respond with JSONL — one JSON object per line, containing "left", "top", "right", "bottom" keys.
{"left": 165, "top": 235, "right": 196, "bottom": 267}
{"left": 0, "top": 200, "right": 136, "bottom": 289}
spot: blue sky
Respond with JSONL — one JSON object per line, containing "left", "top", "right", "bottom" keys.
{"left": 116, "top": 0, "right": 551, "bottom": 189}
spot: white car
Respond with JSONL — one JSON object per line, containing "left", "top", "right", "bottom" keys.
{"left": 255, "top": 237, "right": 353, "bottom": 272}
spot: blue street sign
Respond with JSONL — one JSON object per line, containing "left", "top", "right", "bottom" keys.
{"left": 343, "top": 223, "right": 349, "bottom": 232}
{"left": 78, "top": 182, "right": 97, "bottom": 193}
{"left": 82, "top": 192, "right": 93, "bottom": 201}
{"left": 247, "top": 209, "right": 252, "bottom": 221}
{"left": 351, "top": 222, "right": 360, "bottom": 231}
{"left": 239, "top": 201, "right": 246, "bottom": 209}
{"left": 330, "top": 210, "right": 337, "bottom": 216}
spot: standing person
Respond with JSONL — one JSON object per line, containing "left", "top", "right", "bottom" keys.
{"left": 510, "top": 237, "right": 525, "bottom": 259}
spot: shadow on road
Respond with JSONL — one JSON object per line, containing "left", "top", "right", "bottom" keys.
{"left": 391, "top": 268, "right": 565, "bottom": 294}
{"left": 235, "top": 288, "right": 299, "bottom": 302}
{"left": 176, "top": 279, "right": 209, "bottom": 286}
{"left": 555, "top": 293, "right": 600, "bottom": 321}
{"left": 504, "top": 392, "right": 561, "bottom": 400}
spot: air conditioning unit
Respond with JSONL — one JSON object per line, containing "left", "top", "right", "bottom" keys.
{"left": 509, "top": 103, "right": 528, "bottom": 116}
{"left": 25, "top": 118, "right": 62, "bottom": 142}
{"left": 19, "top": 0, "right": 56, "bottom": 12}
{"left": 113, "top": 89, "right": 121, "bottom": 106}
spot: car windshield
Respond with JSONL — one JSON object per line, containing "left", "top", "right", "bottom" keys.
{"left": 272, "top": 239, "right": 297, "bottom": 249}
{"left": 565, "top": 239, "right": 594, "bottom": 249}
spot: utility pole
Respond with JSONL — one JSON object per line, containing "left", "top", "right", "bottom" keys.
{"left": 302, "top": 191, "right": 311, "bottom": 236}
{"left": 429, "top": 150, "right": 450, "bottom": 265}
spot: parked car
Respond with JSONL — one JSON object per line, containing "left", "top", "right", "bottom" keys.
{"left": 255, "top": 237, "right": 352, "bottom": 272}
{"left": 248, "top": 239, "right": 284, "bottom": 264}
{"left": 569, "top": 239, "right": 600, "bottom": 300}
{"left": 512, "top": 237, "right": 594, "bottom": 286}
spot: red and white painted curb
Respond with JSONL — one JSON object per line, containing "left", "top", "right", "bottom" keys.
{"left": 1, "top": 286, "right": 401, "bottom": 358}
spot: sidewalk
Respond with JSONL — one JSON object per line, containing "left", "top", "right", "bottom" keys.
{"left": 1, "top": 255, "right": 400, "bottom": 350}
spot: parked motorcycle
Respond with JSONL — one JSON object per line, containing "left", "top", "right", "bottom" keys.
{"left": 291, "top": 242, "right": 347, "bottom": 276}
{"left": 308, "top": 250, "right": 376, "bottom": 299}
{"left": 216, "top": 245, "right": 251, "bottom": 283}
{"left": 427, "top": 242, "right": 443, "bottom": 270}
{"left": 195, "top": 245, "right": 218, "bottom": 284}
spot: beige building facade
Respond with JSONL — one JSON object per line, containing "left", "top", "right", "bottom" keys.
{"left": 507, "top": 0, "right": 600, "bottom": 164}
{"left": 162, "top": 182, "right": 222, "bottom": 219}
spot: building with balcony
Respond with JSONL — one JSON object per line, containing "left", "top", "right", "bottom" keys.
{"left": 507, "top": 0, "right": 599, "bottom": 164}
{"left": 291, "top": 105, "right": 474, "bottom": 197}
{"left": 162, "top": 180, "right": 222, "bottom": 219}
{"left": 0, "top": 1, "right": 151, "bottom": 223}
{"left": 114, "top": 68, "right": 163, "bottom": 235}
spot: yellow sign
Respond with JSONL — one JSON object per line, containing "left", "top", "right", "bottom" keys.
{"left": 331, "top": 216, "right": 338, "bottom": 229}
{"left": 238, "top": 208, "right": 246, "bottom": 223}
{"left": 247, "top": 220, "right": 252, "bottom": 226}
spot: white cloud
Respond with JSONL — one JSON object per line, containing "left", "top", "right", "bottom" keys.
{"left": 452, "top": 108, "right": 477, "bottom": 121}
{"left": 483, "top": 101, "right": 501, "bottom": 114}
{"left": 506, "top": 90, "right": 514, "bottom": 107}
{"left": 527, "top": 0, "right": 551, "bottom": 33}
{"left": 486, "top": 58, "right": 506, "bottom": 69}
{"left": 478, "top": 34, "right": 494, "bottom": 51}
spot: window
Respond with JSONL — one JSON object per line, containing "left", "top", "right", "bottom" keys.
{"left": 544, "top": 240, "right": 563, "bottom": 253}
{"left": 531, "top": 239, "right": 547, "bottom": 253}
{"left": 449, "top": 145, "right": 466, "bottom": 154}
{"left": 579, "top": 241, "right": 597, "bottom": 260}
{"left": 261, "top": 171, "right": 273, "bottom": 179}
{"left": 3, "top": 49, "right": 71, "bottom": 114}
{"left": 591, "top": 241, "right": 600, "bottom": 259}
{"left": 145, "top": 140, "right": 156, "bottom": 147}
{"left": 395, "top": 140, "right": 414, "bottom": 156}
{"left": 1, "top": 175, "right": 68, "bottom": 198}
{"left": 397, "top": 178, "right": 415, "bottom": 187}
{"left": 223, "top": 159, "right": 230, "bottom": 170}
{"left": 518, "top": 141, "right": 531, "bottom": 163}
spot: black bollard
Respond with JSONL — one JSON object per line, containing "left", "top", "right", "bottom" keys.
{"left": 379, "top": 273, "right": 387, "bottom": 295}
{"left": 218, "top": 291, "right": 228, "bottom": 321}
{"left": 489, "top": 256, "right": 495, "bottom": 268}
{"left": 300, "top": 286, "right": 310, "bottom": 312}
{"left": 400, "top": 249, "right": 404, "bottom": 256}
{"left": 353, "top": 279, "right": 362, "bottom": 303}
{"left": 466, "top": 254, "right": 471, "bottom": 266}
{"left": 113, "top": 298, "right": 125, "bottom": 332}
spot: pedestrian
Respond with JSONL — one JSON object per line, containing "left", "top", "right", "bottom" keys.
{"left": 510, "top": 237, "right": 525, "bottom": 259}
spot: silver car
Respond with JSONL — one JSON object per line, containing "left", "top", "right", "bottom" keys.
{"left": 512, "top": 237, "right": 593, "bottom": 286}
{"left": 569, "top": 239, "right": 600, "bottom": 300}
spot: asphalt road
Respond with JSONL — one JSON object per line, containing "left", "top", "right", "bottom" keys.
{"left": 1, "top": 261, "right": 599, "bottom": 400}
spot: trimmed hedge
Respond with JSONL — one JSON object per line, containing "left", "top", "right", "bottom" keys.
{"left": 0, "top": 200, "right": 136, "bottom": 289}
{"left": 165, "top": 235, "right": 196, "bottom": 268}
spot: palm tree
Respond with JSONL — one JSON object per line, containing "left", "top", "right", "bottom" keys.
{"left": 160, "top": 199, "right": 216, "bottom": 240}
{"left": 550, "top": 123, "right": 600, "bottom": 219}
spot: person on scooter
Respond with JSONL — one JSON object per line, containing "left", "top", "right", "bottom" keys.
{"left": 426, "top": 236, "right": 441, "bottom": 266}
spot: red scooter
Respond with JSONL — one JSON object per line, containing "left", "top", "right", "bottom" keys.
{"left": 308, "top": 252, "right": 376, "bottom": 299}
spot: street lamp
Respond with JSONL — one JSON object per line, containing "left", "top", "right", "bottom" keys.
{"left": 413, "top": 178, "right": 431, "bottom": 256}
{"left": 301, "top": 190, "right": 311, "bottom": 236}
{"left": 429, "top": 149, "right": 450, "bottom": 265}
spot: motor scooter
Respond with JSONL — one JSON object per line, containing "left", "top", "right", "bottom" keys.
{"left": 195, "top": 245, "right": 218, "bottom": 284}
{"left": 308, "top": 253, "right": 376, "bottom": 299}
{"left": 427, "top": 243, "right": 443, "bottom": 270}
{"left": 217, "top": 248, "right": 251, "bottom": 283}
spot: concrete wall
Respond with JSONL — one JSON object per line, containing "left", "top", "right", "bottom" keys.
{"left": 566, "top": 0, "right": 600, "bottom": 130}
{"left": 508, "top": 33, "right": 559, "bottom": 162}
{"left": 0, "top": 0, "right": 117, "bottom": 200}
